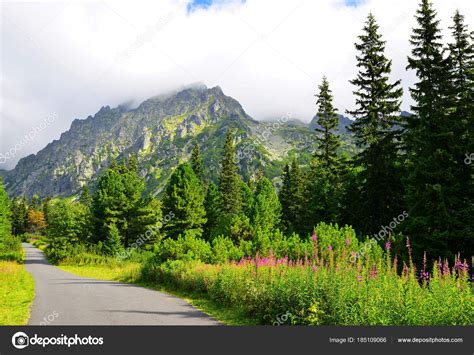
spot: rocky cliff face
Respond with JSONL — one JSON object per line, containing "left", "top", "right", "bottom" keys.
{"left": 3, "top": 85, "right": 352, "bottom": 198}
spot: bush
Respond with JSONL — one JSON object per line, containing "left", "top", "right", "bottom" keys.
{"left": 154, "top": 232, "right": 212, "bottom": 263}
{"left": 138, "top": 222, "right": 473, "bottom": 325}
{"left": 0, "top": 235, "right": 23, "bottom": 262}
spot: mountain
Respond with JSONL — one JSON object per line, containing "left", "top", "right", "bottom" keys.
{"left": 5, "top": 85, "right": 350, "bottom": 198}
{"left": 309, "top": 114, "right": 353, "bottom": 134}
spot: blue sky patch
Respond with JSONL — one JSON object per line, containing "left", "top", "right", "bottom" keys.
{"left": 187, "top": 0, "right": 246, "bottom": 13}
{"left": 344, "top": 0, "right": 365, "bottom": 7}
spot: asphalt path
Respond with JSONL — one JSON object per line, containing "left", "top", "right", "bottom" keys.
{"left": 23, "top": 243, "right": 219, "bottom": 325}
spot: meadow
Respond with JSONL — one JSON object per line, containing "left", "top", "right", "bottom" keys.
{"left": 37, "top": 223, "right": 473, "bottom": 326}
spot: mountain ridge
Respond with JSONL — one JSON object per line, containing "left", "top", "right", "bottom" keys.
{"left": 6, "top": 85, "right": 346, "bottom": 198}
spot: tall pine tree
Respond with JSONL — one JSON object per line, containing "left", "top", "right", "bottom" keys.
{"left": 191, "top": 143, "right": 203, "bottom": 179}
{"left": 347, "top": 13, "right": 404, "bottom": 235}
{"left": 218, "top": 130, "right": 242, "bottom": 215}
{"left": 162, "top": 163, "right": 207, "bottom": 239}
{"left": 444, "top": 10, "right": 474, "bottom": 258}
{"left": 403, "top": 0, "right": 466, "bottom": 261}
{"left": 308, "top": 77, "right": 343, "bottom": 225}
{"left": 314, "top": 76, "right": 342, "bottom": 173}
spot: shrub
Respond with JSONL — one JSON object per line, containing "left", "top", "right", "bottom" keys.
{"left": 0, "top": 234, "right": 23, "bottom": 262}
{"left": 154, "top": 232, "right": 212, "bottom": 263}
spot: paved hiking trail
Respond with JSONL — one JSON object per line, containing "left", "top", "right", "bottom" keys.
{"left": 23, "top": 243, "right": 219, "bottom": 325}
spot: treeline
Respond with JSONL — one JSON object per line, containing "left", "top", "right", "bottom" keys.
{"left": 280, "top": 2, "right": 473, "bottom": 263}
{"left": 1, "top": 0, "right": 472, "bottom": 264}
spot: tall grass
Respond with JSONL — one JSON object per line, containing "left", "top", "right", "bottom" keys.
{"left": 141, "top": 232, "right": 473, "bottom": 325}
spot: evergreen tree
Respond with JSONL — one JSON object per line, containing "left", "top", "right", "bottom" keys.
{"left": 252, "top": 176, "right": 281, "bottom": 235}
{"left": 127, "top": 153, "right": 139, "bottom": 174}
{"left": 162, "top": 163, "right": 207, "bottom": 239}
{"left": 191, "top": 144, "right": 203, "bottom": 179}
{"left": 444, "top": 10, "right": 474, "bottom": 258}
{"left": 307, "top": 77, "right": 344, "bottom": 225}
{"left": 29, "top": 195, "right": 40, "bottom": 211}
{"left": 79, "top": 186, "right": 93, "bottom": 208}
{"left": 218, "top": 130, "right": 242, "bottom": 215}
{"left": 42, "top": 196, "right": 52, "bottom": 226}
{"left": 347, "top": 13, "right": 404, "bottom": 235}
{"left": 93, "top": 159, "right": 160, "bottom": 246}
{"left": 203, "top": 182, "right": 220, "bottom": 239}
{"left": 0, "top": 178, "right": 11, "bottom": 239}
{"left": 403, "top": 0, "right": 465, "bottom": 261}
{"left": 279, "top": 157, "right": 307, "bottom": 236}
{"left": 314, "top": 76, "right": 341, "bottom": 173}
{"left": 11, "top": 195, "right": 27, "bottom": 235}
{"left": 279, "top": 163, "right": 292, "bottom": 231}
{"left": 102, "top": 223, "right": 124, "bottom": 256}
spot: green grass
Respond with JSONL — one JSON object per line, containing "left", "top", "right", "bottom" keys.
{"left": 0, "top": 261, "right": 35, "bottom": 325}
{"left": 58, "top": 263, "right": 257, "bottom": 325}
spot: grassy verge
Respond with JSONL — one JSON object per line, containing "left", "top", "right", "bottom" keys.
{"left": 0, "top": 261, "right": 35, "bottom": 325}
{"left": 58, "top": 263, "right": 257, "bottom": 325}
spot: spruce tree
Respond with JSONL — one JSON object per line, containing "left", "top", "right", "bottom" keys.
{"left": 347, "top": 13, "right": 404, "bottom": 235}
{"left": 252, "top": 176, "right": 281, "bottom": 235}
{"left": 93, "top": 158, "right": 160, "bottom": 246}
{"left": 279, "top": 163, "right": 292, "bottom": 231}
{"left": 79, "top": 186, "right": 92, "bottom": 208}
{"left": 203, "top": 182, "right": 220, "bottom": 239}
{"left": 403, "top": 0, "right": 465, "bottom": 261}
{"left": 103, "top": 223, "right": 124, "bottom": 256}
{"left": 11, "top": 195, "right": 27, "bottom": 235}
{"left": 42, "top": 196, "right": 52, "bottom": 226}
{"left": 307, "top": 77, "right": 343, "bottom": 225}
{"left": 162, "top": 163, "right": 207, "bottom": 239}
{"left": 191, "top": 143, "right": 203, "bottom": 179}
{"left": 444, "top": 10, "right": 474, "bottom": 258}
{"left": 314, "top": 76, "right": 341, "bottom": 173}
{"left": 279, "top": 157, "right": 307, "bottom": 236}
{"left": 127, "top": 153, "right": 139, "bottom": 174}
{"left": 218, "top": 130, "right": 242, "bottom": 215}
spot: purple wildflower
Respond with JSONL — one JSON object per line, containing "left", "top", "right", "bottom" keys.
{"left": 385, "top": 240, "right": 391, "bottom": 251}
{"left": 345, "top": 238, "right": 350, "bottom": 246}
{"left": 312, "top": 231, "right": 317, "bottom": 242}
{"left": 328, "top": 245, "right": 333, "bottom": 251}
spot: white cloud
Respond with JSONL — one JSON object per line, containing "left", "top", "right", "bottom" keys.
{"left": 1, "top": 0, "right": 472, "bottom": 169}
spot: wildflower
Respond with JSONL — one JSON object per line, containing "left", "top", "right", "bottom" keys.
{"left": 312, "top": 231, "right": 317, "bottom": 242}
{"left": 328, "top": 245, "right": 333, "bottom": 251}
{"left": 345, "top": 238, "right": 350, "bottom": 246}
{"left": 370, "top": 263, "right": 377, "bottom": 279}
{"left": 357, "top": 275, "right": 363, "bottom": 282}
{"left": 312, "top": 265, "right": 318, "bottom": 272}
{"left": 385, "top": 240, "right": 391, "bottom": 251}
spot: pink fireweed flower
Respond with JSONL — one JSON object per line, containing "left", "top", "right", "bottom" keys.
{"left": 328, "top": 245, "right": 333, "bottom": 251}
{"left": 312, "top": 231, "right": 317, "bottom": 242}
{"left": 385, "top": 240, "right": 391, "bottom": 251}
{"left": 345, "top": 238, "right": 350, "bottom": 246}
{"left": 312, "top": 265, "right": 318, "bottom": 272}
{"left": 370, "top": 263, "right": 377, "bottom": 279}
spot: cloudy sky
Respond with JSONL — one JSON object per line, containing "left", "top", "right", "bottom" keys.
{"left": 1, "top": 0, "right": 472, "bottom": 169}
